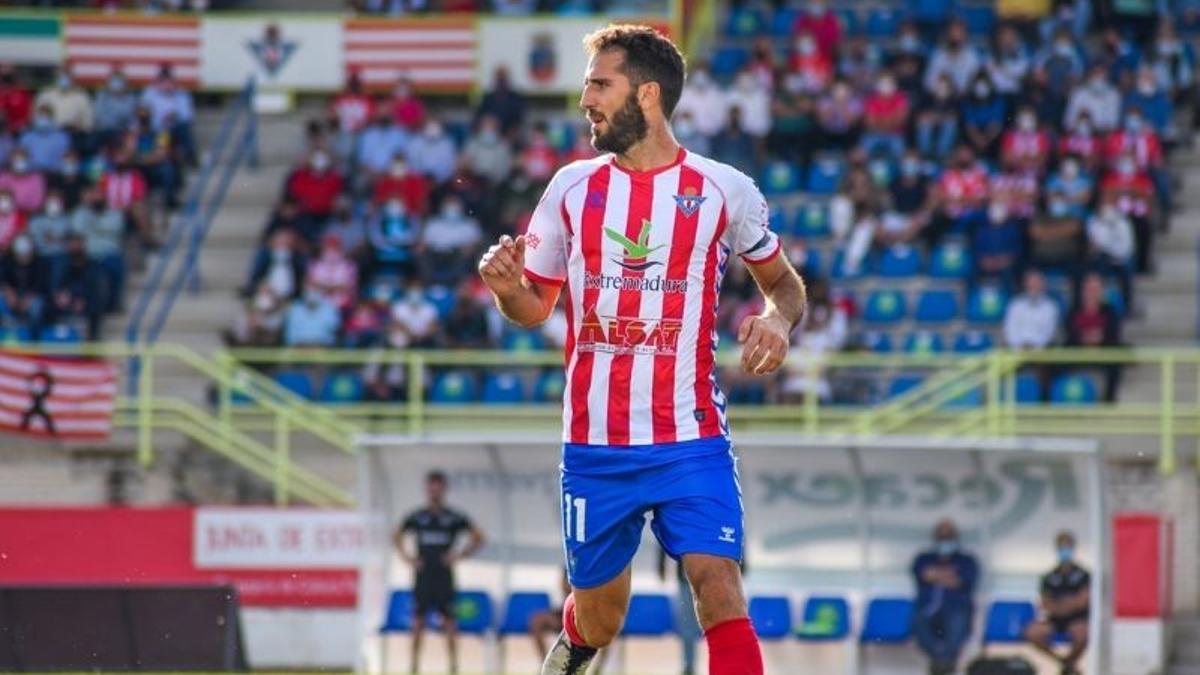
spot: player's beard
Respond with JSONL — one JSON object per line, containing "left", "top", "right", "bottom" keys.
{"left": 591, "top": 91, "right": 648, "bottom": 154}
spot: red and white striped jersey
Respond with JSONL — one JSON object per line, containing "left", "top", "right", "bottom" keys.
{"left": 523, "top": 148, "right": 781, "bottom": 446}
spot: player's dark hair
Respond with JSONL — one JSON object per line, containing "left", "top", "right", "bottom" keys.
{"left": 426, "top": 470, "right": 447, "bottom": 485}
{"left": 584, "top": 24, "right": 687, "bottom": 118}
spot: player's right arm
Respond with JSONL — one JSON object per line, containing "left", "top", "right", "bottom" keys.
{"left": 393, "top": 521, "right": 421, "bottom": 570}
{"left": 478, "top": 235, "right": 559, "bottom": 328}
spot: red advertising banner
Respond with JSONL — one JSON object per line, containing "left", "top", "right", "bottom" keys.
{"left": 0, "top": 507, "right": 360, "bottom": 607}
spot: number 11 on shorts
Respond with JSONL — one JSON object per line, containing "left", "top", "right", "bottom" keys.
{"left": 563, "top": 493, "right": 587, "bottom": 543}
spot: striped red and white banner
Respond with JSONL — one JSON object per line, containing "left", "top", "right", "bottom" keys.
{"left": 0, "top": 352, "right": 117, "bottom": 441}
{"left": 64, "top": 15, "right": 201, "bottom": 87}
{"left": 343, "top": 18, "right": 475, "bottom": 91}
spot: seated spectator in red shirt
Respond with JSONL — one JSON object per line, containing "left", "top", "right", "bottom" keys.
{"left": 0, "top": 65, "right": 32, "bottom": 132}
{"left": 1002, "top": 106, "right": 1052, "bottom": 174}
{"left": 372, "top": 155, "right": 430, "bottom": 216}
{"left": 1065, "top": 273, "right": 1123, "bottom": 402}
{"left": 990, "top": 161, "right": 1040, "bottom": 220}
{"left": 788, "top": 32, "right": 833, "bottom": 95}
{"left": 306, "top": 233, "right": 358, "bottom": 311}
{"left": 1100, "top": 152, "right": 1156, "bottom": 273}
{"left": 927, "top": 145, "right": 990, "bottom": 246}
{"left": 816, "top": 80, "right": 864, "bottom": 151}
{"left": 521, "top": 124, "right": 560, "bottom": 182}
{"left": 1057, "top": 112, "right": 1102, "bottom": 172}
{"left": 1103, "top": 110, "right": 1162, "bottom": 171}
{"left": 389, "top": 77, "right": 426, "bottom": 132}
{"left": 0, "top": 150, "right": 45, "bottom": 214}
{"left": 286, "top": 149, "right": 344, "bottom": 224}
{"left": 330, "top": 70, "right": 374, "bottom": 134}
{"left": 860, "top": 71, "right": 910, "bottom": 159}
{"left": 792, "top": 0, "right": 841, "bottom": 61}
{"left": 745, "top": 38, "right": 778, "bottom": 91}
{"left": 100, "top": 150, "right": 153, "bottom": 245}
{"left": 0, "top": 189, "right": 27, "bottom": 251}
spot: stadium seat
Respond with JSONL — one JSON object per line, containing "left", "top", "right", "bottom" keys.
{"left": 622, "top": 594, "right": 674, "bottom": 636}
{"left": 867, "top": 157, "right": 893, "bottom": 184}
{"left": 273, "top": 370, "right": 315, "bottom": 400}
{"left": 863, "top": 290, "right": 907, "bottom": 324}
{"left": 39, "top": 324, "right": 81, "bottom": 344}
{"left": 748, "top": 596, "right": 792, "bottom": 640}
{"left": 450, "top": 591, "right": 494, "bottom": 634}
{"left": 953, "top": 329, "right": 994, "bottom": 353}
{"left": 860, "top": 330, "right": 894, "bottom": 353}
{"left": 909, "top": 0, "right": 954, "bottom": 24}
{"left": 803, "top": 248, "right": 823, "bottom": 276}
{"left": 904, "top": 330, "right": 945, "bottom": 354}
{"left": 792, "top": 202, "right": 832, "bottom": 238}
{"left": 888, "top": 374, "right": 925, "bottom": 399}
{"left": 945, "top": 386, "right": 984, "bottom": 409}
{"left": 831, "top": 251, "right": 865, "bottom": 281}
{"left": 1014, "top": 373, "right": 1042, "bottom": 404}
{"left": 860, "top": 597, "right": 914, "bottom": 643}
{"left": 915, "top": 289, "right": 960, "bottom": 323}
{"left": 795, "top": 596, "right": 850, "bottom": 641}
{"left": 380, "top": 590, "right": 415, "bottom": 632}
{"left": 768, "top": 203, "right": 788, "bottom": 233}
{"left": 761, "top": 161, "right": 801, "bottom": 195}
{"left": 319, "top": 371, "right": 365, "bottom": 404}
{"left": 710, "top": 46, "right": 749, "bottom": 79}
{"left": 983, "top": 600, "right": 1037, "bottom": 644}
{"left": 866, "top": 7, "right": 903, "bottom": 37}
{"left": 534, "top": 371, "right": 566, "bottom": 403}
{"left": 960, "top": 4, "right": 997, "bottom": 35}
{"left": 1105, "top": 284, "right": 1127, "bottom": 316}
{"left": 424, "top": 285, "right": 457, "bottom": 319}
{"left": 771, "top": 6, "right": 801, "bottom": 36}
{"left": 498, "top": 592, "right": 552, "bottom": 636}
{"left": 724, "top": 7, "right": 766, "bottom": 37}
{"left": 836, "top": 7, "right": 861, "bottom": 35}
{"left": 806, "top": 157, "right": 845, "bottom": 195}
{"left": 967, "top": 286, "right": 1008, "bottom": 324}
{"left": 430, "top": 371, "right": 478, "bottom": 404}
{"left": 483, "top": 372, "right": 526, "bottom": 404}
{"left": 502, "top": 328, "right": 545, "bottom": 353}
{"left": 929, "top": 242, "right": 971, "bottom": 279}
{"left": 0, "top": 325, "right": 31, "bottom": 344}
{"left": 876, "top": 246, "right": 923, "bottom": 278}
{"left": 1051, "top": 374, "right": 1099, "bottom": 405}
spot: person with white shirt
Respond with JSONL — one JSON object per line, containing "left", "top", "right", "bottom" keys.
{"left": 389, "top": 281, "right": 440, "bottom": 348}
{"left": 139, "top": 68, "right": 196, "bottom": 163}
{"left": 1004, "top": 268, "right": 1061, "bottom": 350}
{"left": 1087, "top": 201, "right": 1135, "bottom": 306}
{"left": 726, "top": 70, "right": 771, "bottom": 138}
{"left": 673, "top": 68, "right": 729, "bottom": 137}
{"left": 1064, "top": 65, "right": 1121, "bottom": 132}
{"left": 420, "top": 196, "right": 482, "bottom": 285}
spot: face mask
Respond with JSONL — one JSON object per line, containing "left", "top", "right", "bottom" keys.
{"left": 385, "top": 201, "right": 405, "bottom": 217}
{"left": 1118, "top": 160, "right": 1135, "bottom": 175}
{"left": 305, "top": 292, "right": 321, "bottom": 307}
{"left": 1158, "top": 41, "right": 1179, "bottom": 55}
{"left": 1055, "top": 41, "right": 1073, "bottom": 57}
{"left": 109, "top": 77, "right": 126, "bottom": 92}
{"left": 44, "top": 200, "right": 62, "bottom": 217}
{"left": 901, "top": 159, "right": 920, "bottom": 176}
{"left": 479, "top": 128, "right": 498, "bottom": 143}
{"left": 1018, "top": 115, "right": 1036, "bottom": 132}
{"left": 1057, "top": 546, "right": 1074, "bottom": 564}
{"left": 57, "top": 73, "right": 72, "bottom": 89}
{"left": 691, "top": 71, "right": 711, "bottom": 87}
{"left": 1090, "top": 76, "right": 1107, "bottom": 91}
{"left": 1075, "top": 120, "right": 1092, "bottom": 135}
{"left": 311, "top": 154, "right": 330, "bottom": 171}
{"left": 390, "top": 162, "right": 407, "bottom": 177}
{"left": 12, "top": 237, "right": 32, "bottom": 257}
{"left": 809, "top": 3, "right": 826, "bottom": 16}
{"left": 936, "top": 540, "right": 959, "bottom": 556}
{"left": 974, "top": 82, "right": 991, "bottom": 98}
{"left": 424, "top": 123, "right": 442, "bottom": 138}
{"left": 443, "top": 203, "right": 464, "bottom": 218}
{"left": 270, "top": 247, "right": 290, "bottom": 260}
{"left": 1062, "top": 162, "right": 1079, "bottom": 179}
{"left": 1101, "top": 205, "right": 1119, "bottom": 221}
{"left": 34, "top": 115, "right": 53, "bottom": 130}
{"left": 61, "top": 160, "right": 78, "bottom": 176}
{"left": 675, "top": 119, "right": 696, "bottom": 137}
{"left": 1138, "top": 80, "right": 1156, "bottom": 95}
{"left": 11, "top": 157, "right": 28, "bottom": 173}
{"left": 406, "top": 291, "right": 423, "bottom": 305}
{"left": 899, "top": 34, "right": 919, "bottom": 51}
{"left": 1126, "top": 116, "right": 1144, "bottom": 132}
{"left": 797, "top": 40, "right": 816, "bottom": 56}
{"left": 989, "top": 204, "right": 1008, "bottom": 223}
{"left": 254, "top": 293, "right": 275, "bottom": 311}
{"left": 877, "top": 79, "right": 896, "bottom": 95}
{"left": 1049, "top": 200, "right": 1069, "bottom": 217}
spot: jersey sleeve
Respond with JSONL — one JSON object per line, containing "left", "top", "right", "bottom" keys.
{"left": 522, "top": 172, "right": 570, "bottom": 286}
{"left": 399, "top": 512, "right": 417, "bottom": 533}
{"left": 721, "top": 171, "right": 781, "bottom": 265}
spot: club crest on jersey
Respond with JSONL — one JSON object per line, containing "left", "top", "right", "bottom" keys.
{"left": 605, "top": 219, "right": 664, "bottom": 271}
{"left": 673, "top": 188, "right": 706, "bottom": 217}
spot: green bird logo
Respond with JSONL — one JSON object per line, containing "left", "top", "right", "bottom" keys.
{"left": 605, "top": 219, "right": 664, "bottom": 271}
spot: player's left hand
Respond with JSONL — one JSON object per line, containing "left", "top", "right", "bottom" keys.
{"left": 737, "top": 314, "right": 790, "bottom": 376}
{"left": 442, "top": 552, "right": 459, "bottom": 566}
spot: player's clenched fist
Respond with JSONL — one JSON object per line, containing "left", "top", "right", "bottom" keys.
{"left": 737, "top": 314, "right": 790, "bottom": 376}
{"left": 478, "top": 234, "right": 527, "bottom": 297}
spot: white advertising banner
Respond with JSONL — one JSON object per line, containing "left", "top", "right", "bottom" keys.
{"left": 200, "top": 17, "right": 344, "bottom": 90}
{"left": 195, "top": 507, "right": 364, "bottom": 569}
{"left": 475, "top": 17, "right": 672, "bottom": 94}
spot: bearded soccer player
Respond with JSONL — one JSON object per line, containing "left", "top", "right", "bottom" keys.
{"left": 478, "top": 25, "right": 805, "bottom": 675}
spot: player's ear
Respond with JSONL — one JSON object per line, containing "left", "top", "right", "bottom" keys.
{"left": 638, "top": 80, "right": 660, "bottom": 113}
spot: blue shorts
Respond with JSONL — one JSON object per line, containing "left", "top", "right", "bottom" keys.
{"left": 559, "top": 435, "right": 744, "bottom": 589}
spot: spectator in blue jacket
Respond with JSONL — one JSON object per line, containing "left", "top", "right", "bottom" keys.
{"left": 911, "top": 519, "right": 980, "bottom": 675}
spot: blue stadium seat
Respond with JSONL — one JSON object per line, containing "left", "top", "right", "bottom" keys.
{"left": 0, "top": 325, "right": 31, "bottom": 344}
{"left": 768, "top": 203, "right": 789, "bottom": 233}
{"left": 915, "top": 289, "right": 960, "bottom": 323}
{"left": 499, "top": 592, "right": 552, "bottom": 636}
{"left": 904, "top": 330, "right": 945, "bottom": 354}
{"left": 771, "top": 6, "right": 801, "bottom": 36}
{"left": 1014, "top": 373, "right": 1042, "bottom": 404}
{"left": 967, "top": 285, "right": 1008, "bottom": 324}
{"left": 319, "top": 371, "right": 365, "bottom": 403}
{"left": 761, "top": 161, "right": 801, "bottom": 195}
{"left": 380, "top": 590, "right": 415, "bottom": 632}
{"left": 502, "top": 328, "right": 546, "bottom": 353}
{"left": 863, "top": 290, "right": 907, "bottom": 324}
{"left": 837, "top": 7, "right": 861, "bottom": 35}
{"left": 1051, "top": 374, "right": 1099, "bottom": 405}
{"left": 860, "top": 597, "right": 914, "bottom": 643}
{"left": 748, "top": 596, "right": 792, "bottom": 640}
{"left": 795, "top": 596, "right": 850, "bottom": 641}
{"left": 381, "top": 590, "right": 493, "bottom": 634}
{"left": 877, "top": 247, "right": 924, "bottom": 278}
{"left": 860, "top": 330, "right": 894, "bottom": 353}
{"left": 710, "top": 46, "right": 749, "bottom": 79}
{"left": 830, "top": 251, "right": 865, "bottom": 281}
{"left": 983, "top": 600, "right": 1036, "bottom": 644}
{"left": 725, "top": 7, "right": 767, "bottom": 37}
{"left": 867, "top": 157, "right": 894, "bottom": 183}
{"left": 953, "top": 329, "right": 994, "bottom": 353}
{"left": 909, "top": 0, "right": 954, "bottom": 24}
{"left": 945, "top": 386, "right": 984, "bottom": 409}
{"left": 431, "top": 371, "right": 478, "bottom": 404}
{"left": 534, "top": 371, "right": 566, "bottom": 403}
{"left": 803, "top": 248, "right": 823, "bottom": 276}
{"left": 888, "top": 374, "right": 925, "bottom": 399}
{"left": 622, "top": 594, "right": 674, "bottom": 636}
{"left": 424, "top": 285, "right": 457, "bottom": 319}
{"left": 483, "top": 372, "right": 526, "bottom": 404}
{"left": 274, "top": 370, "right": 315, "bottom": 400}
{"left": 1105, "top": 284, "right": 1127, "bottom": 316}
{"left": 39, "top": 324, "right": 81, "bottom": 344}
{"left": 806, "top": 157, "right": 846, "bottom": 195}
{"left": 792, "top": 202, "right": 832, "bottom": 238}
{"left": 866, "top": 7, "right": 904, "bottom": 37}
{"left": 929, "top": 242, "right": 971, "bottom": 279}
{"left": 960, "top": 5, "right": 996, "bottom": 35}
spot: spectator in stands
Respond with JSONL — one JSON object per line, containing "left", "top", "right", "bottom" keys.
{"left": 284, "top": 287, "right": 341, "bottom": 348}
{"left": 1004, "top": 268, "right": 1060, "bottom": 350}
{"left": 926, "top": 145, "right": 988, "bottom": 246}
{"left": 286, "top": 148, "right": 344, "bottom": 225}
{"left": 779, "top": 278, "right": 846, "bottom": 403}
{"left": 728, "top": 70, "right": 771, "bottom": 140}
{"left": 519, "top": 123, "right": 560, "bottom": 182}
{"left": 786, "top": 32, "right": 834, "bottom": 96}
{"left": 675, "top": 67, "right": 730, "bottom": 136}
{"left": 35, "top": 69, "right": 93, "bottom": 136}
{"left": 331, "top": 71, "right": 374, "bottom": 135}
{"left": 0, "top": 149, "right": 46, "bottom": 214}
{"left": 673, "top": 110, "right": 711, "bottom": 156}
{"left": 495, "top": 164, "right": 540, "bottom": 236}
{"left": 101, "top": 150, "right": 153, "bottom": 246}
{"left": 441, "top": 282, "right": 491, "bottom": 349}
{"left": 792, "top": 0, "right": 840, "bottom": 61}
{"left": 990, "top": 159, "right": 1039, "bottom": 221}
{"left": 19, "top": 105, "right": 69, "bottom": 174}
{"left": 343, "top": 291, "right": 386, "bottom": 349}
{"left": 890, "top": 150, "right": 931, "bottom": 217}
{"left": 368, "top": 197, "right": 420, "bottom": 280}
{"left": 131, "top": 105, "right": 182, "bottom": 210}
{"left": 745, "top": 38, "right": 777, "bottom": 92}
{"left": 911, "top": 519, "right": 979, "bottom": 675}
{"left": 72, "top": 186, "right": 125, "bottom": 313}
{"left": 996, "top": 0, "right": 1052, "bottom": 37}
{"left": 53, "top": 233, "right": 101, "bottom": 339}
{"left": 27, "top": 189, "right": 69, "bottom": 280}
{"left": 889, "top": 22, "right": 927, "bottom": 96}
{"left": 839, "top": 36, "right": 882, "bottom": 93}
{"left": 227, "top": 282, "right": 286, "bottom": 347}
{"left": 1124, "top": 66, "right": 1173, "bottom": 138}
{"left": 389, "top": 77, "right": 426, "bottom": 132}
{"left": 93, "top": 72, "right": 138, "bottom": 150}
{"left": 357, "top": 109, "right": 410, "bottom": 178}
{"left": 307, "top": 233, "right": 358, "bottom": 311}
{"left": 475, "top": 67, "right": 525, "bottom": 137}
{"left": 923, "top": 20, "right": 981, "bottom": 95}
{"left": 971, "top": 201, "right": 1025, "bottom": 289}
{"left": 914, "top": 74, "right": 959, "bottom": 159}
{"left": 1086, "top": 201, "right": 1135, "bottom": 304}
{"left": 462, "top": 114, "right": 513, "bottom": 185}
{"left": 405, "top": 118, "right": 457, "bottom": 184}
{"left": 373, "top": 154, "right": 429, "bottom": 216}
{"left": 388, "top": 280, "right": 439, "bottom": 348}
{"left": 0, "top": 65, "right": 32, "bottom": 132}
{"left": 710, "top": 107, "right": 758, "bottom": 176}
{"left": 1107, "top": 107, "right": 1171, "bottom": 215}
{"left": 1028, "top": 195, "right": 1084, "bottom": 273}
{"left": 140, "top": 66, "right": 196, "bottom": 165}
{"left": 1149, "top": 21, "right": 1195, "bottom": 102}
{"left": 1002, "top": 105, "right": 1052, "bottom": 174}
{"left": 325, "top": 196, "right": 368, "bottom": 261}
{"left": 860, "top": 71, "right": 909, "bottom": 159}
{"left": 815, "top": 80, "right": 863, "bottom": 152}
{"left": 1098, "top": 150, "right": 1155, "bottom": 273}
{"left": 1065, "top": 64, "right": 1120, "bottom": 133}
{"left": 1, "top": 235, "right": 46, "bottom": 334}
{"left": 765, "top": 79, "right": 813, "bottom": 167}
{"left": 961, "top": 73, "right": 1007, "bottom": 160}
{"left": 1034, "top": 26, "right": 1085, "bottom": 98}
{"left": 0, "top": 121, "right": 13, "bottom": 173}
{"left": 245, "top": 228, "right": 306, "bottom": 301}
{"left": 1046, "top": 155, "right": 1093, "bottom": 219}
{"left": 1065, "top": 273, "right": 1123, "bottom": 401}
{"left": 1024, "top": 531, "right": 1090, "bottom": 675}
{"left": 983, "top": 24, "right": 1030, "bottom": 103}
{"left": 0, "top": 189, "right": 25, "bottom": 252}
{"left": 1058, "top": 112, "right": 1102, "bottom": 172}
{"left": 419, "top": 194, "right": 481, "bottom": 286}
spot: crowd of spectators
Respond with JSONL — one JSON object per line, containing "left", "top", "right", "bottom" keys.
{"left": 0, "top": 63, "right": 193, "bottom": 339}
{"left": 233, "top": 1, "right": 1193, "bottom": 405}
{"left": 348, "top": 0, "right": 668, "bottom": 15}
